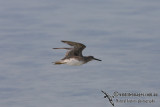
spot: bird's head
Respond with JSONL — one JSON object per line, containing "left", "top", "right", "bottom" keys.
{"left": 87, "top": 56, "right": 102, "bottom": 61}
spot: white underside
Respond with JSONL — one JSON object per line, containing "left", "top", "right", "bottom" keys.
{"left": 63, "top": 58, "right": 84, "bottom": 66}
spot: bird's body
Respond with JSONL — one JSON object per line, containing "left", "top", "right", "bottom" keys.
{"left": 58, "top": 58, "right": 84, "bottom": 66}
{"left": 53, "top": 40, "right": 101, "bottom": 66}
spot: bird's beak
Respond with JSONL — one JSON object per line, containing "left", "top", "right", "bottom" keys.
{"left": 93, "top": 57, "right": 102, "bottom": 61}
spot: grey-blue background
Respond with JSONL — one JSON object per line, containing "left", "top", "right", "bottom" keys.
{"left": 0, "top": 0, "right": 160, "bottom": 107}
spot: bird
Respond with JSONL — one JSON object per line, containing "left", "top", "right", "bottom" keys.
{"left": 53, "top": 40, "right": 101, "bottom": 66}
{"left": 101, "top": 90, "right": 114, "bottom": 106}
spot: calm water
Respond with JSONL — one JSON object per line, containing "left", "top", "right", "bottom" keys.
{"left": 0, "top": 0, "right": 160, "bottom": 107}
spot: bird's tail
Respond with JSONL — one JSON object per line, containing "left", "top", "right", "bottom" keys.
{"left": 52, "top": 60, "right": 66, "bottom": 65}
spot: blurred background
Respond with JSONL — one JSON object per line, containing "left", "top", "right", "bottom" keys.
{"left": 0, "top": 0, "right": 160, "bottom": 107}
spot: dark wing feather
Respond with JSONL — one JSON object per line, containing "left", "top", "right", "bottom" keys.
{"left": 61, "top": 40, "right": 86, "bottom": 58}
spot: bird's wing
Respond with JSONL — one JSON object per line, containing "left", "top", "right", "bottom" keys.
{"left": 62, "top": 40, "right": 86, "bottom": 57}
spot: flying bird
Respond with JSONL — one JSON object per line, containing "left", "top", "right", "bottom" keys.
{"left": 53, "top": 40, "right": 101, "bottom": 66}
{"left": 101, "top": 90, "right": 114, "bottom": 106}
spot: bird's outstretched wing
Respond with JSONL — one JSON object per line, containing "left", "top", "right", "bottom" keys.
{"left": 101, "top": 90, "right": 114, "bottom": 106}
{"left": 61, "top": 40, "right": 86, "bottom": 58}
